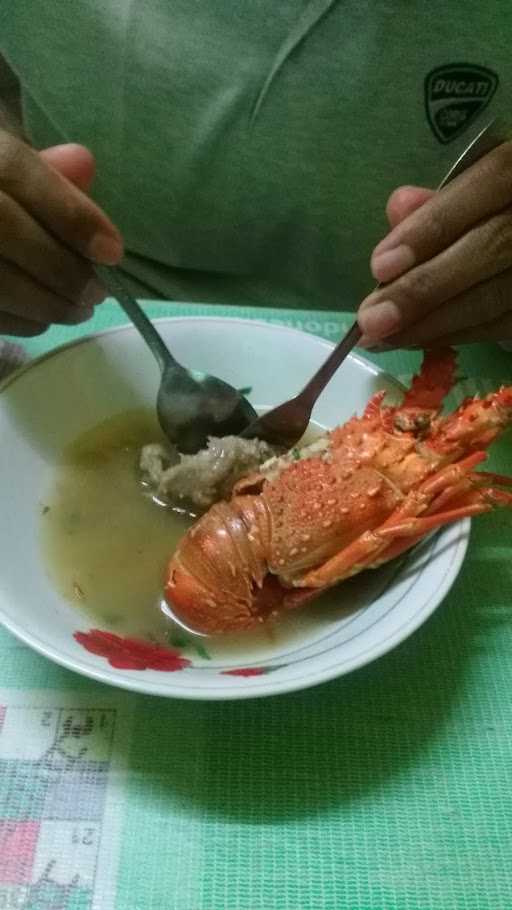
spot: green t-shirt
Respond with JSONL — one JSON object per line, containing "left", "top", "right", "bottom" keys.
{"left": 0, "top": 1, "right": 509, "bottom": 308}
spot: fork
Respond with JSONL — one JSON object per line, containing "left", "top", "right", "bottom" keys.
{"left": 241, "top": 117, "right": 509, "bottom": 449}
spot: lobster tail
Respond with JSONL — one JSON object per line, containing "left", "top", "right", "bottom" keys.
{"left": 166, "top": 498, "right": 272, "bottom": 634}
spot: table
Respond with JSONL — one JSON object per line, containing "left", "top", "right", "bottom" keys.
{"left": 1, "top": 300, "right": 511, "bottom": 910}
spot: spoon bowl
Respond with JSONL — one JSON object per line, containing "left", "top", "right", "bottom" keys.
{"left": 157, "top": 364, "right": 257, "bottom": 453}
{"left": 95, "top": 266, "right": 257, "bottom": 451}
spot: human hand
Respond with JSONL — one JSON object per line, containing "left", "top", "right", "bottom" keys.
{"left": 357, "top": 143, "right": 512, "bottom": 349}
{"left": 0, "top": 133, "right": 122, "bottom": 336}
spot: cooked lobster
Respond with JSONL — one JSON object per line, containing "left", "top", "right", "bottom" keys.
{"left": 165, "top": 349, "right": 512, "bottom": 635}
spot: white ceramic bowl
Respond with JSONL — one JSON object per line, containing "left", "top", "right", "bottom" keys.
{"left": 0, "top": 318, "right": 469, "bottom": 699}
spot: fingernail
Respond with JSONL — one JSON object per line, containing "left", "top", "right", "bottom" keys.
{"left": 358, "top": 337, "right": 393, "bottom": 352}
{"left": 88, "top": 233, "right": 123, "bottom": 265}
{"left": 358, "top": 300, "right": 401, "bottom": 340}
{"left": 372, "top": 230, "right": 400, "bottom": 258}
{"left": 80, "top": 278, "right": 105, "bottom": 307}
{"left": 359, "top": 291, "right": 380, "bottom": 313}
{"left": 371, "top": 244, "right": 415, "bottom": 282}
{"left": 358, "top": 334, "right": 372, "bottom": 348}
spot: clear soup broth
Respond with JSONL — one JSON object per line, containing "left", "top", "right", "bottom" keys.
{"left": 41, "top": 409, "right": 353, "bottom": 662}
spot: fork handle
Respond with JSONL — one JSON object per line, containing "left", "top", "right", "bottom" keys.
{"left": 298, "top": 322, "right": 362, "bottom": 406}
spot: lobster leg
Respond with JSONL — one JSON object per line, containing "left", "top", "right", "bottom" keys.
{"left": 297, "top": 497, "right": 494, "bottom": 589}
{"left": 366, "top": 486, "right": 512, "bottom": 565}
{"left": 297, "top": 502, "right": 433, "bottom": 589}
{"left": 378, "top": 501, "right": 493, "bottom": 538}
{"left": 401, "top": 347, "right": 457, "bottom": 410}
{"left": 351, "top": 479, "right": 512, "bottom": 571}
{"left": 427, "top": 472, "right": 512, "bottom": 514}
{"left": 473, "top": 470, "right": 512, "bottom": 486}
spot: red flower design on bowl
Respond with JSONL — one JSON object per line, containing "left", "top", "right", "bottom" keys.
{"left": 74, "top": 629, "right": 191, "bottom": 672}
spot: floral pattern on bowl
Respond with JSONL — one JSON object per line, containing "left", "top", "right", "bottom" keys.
{"left": 74, "top": 630, "right": 191, "bottom": 672}
{"left": 74, "top": 629, "right": 286, "bottom": 677}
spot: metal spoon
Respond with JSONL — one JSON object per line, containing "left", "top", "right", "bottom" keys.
{"left": 95, "top": 266, "right": 257, "bottom": 453}
{"left": 241, "top": 117, "right": 509, "bottom": 450}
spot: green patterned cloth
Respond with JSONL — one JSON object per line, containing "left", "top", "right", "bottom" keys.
{"left": 1, "top": 301, "right": 511, "bottom": 910}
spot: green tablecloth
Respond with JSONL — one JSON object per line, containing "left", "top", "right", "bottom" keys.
{"left": 1, "top": 301, "right": 511, "bottom": 910}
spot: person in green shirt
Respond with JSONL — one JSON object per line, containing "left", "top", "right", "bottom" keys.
{"left": 0, "top": 1, "right": 511, "bottom": 349}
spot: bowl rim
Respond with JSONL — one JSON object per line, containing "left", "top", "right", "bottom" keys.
{"left": 0, "top": 315, "right": 405, "bottom": 395}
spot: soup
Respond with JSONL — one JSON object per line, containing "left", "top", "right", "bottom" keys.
{"left": 41, "top": 409, "right": 345, "bottom": 660}
{"left": 41, "top": 410, "right": 192, "bottom": 642}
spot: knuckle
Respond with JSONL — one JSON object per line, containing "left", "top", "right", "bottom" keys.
{"left": 493, "top": 140, "right": 512, "bottom": 175}
{"left": 486, "top": 142, "right": 512, "bottom": 198}
{"left": 484, "top": 212, "right": 512, "bottom": 266}
{"left": 0, "top": 189, "right": 19, "bottom": 232}
{"left": 39, "top": 296, "right": 77, "bottom": 325}
{"left": 60, "top": 194, "right": 97, "bottom": 249}
{"left": 48, "top": 256, "right": 93, "bottom": 303}
{"left": 21, "top": 322, "right": 50, "bottom": 337}
{"left": 400, "top": 265, "right": 436, "bottom": 304}
{"left": 488, "top": 272, "right": 512, "bottom": 316}
{"left": 56, "top": 304, "right": 90, "bottom": 326}
{"left": 422, "top": 206, "right": 450, "bottom": 250}
{"left": 0, "top": 259, "right": 76, "bottom": 326}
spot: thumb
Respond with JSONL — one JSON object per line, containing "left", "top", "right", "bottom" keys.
{"left": 38, "top": 143, "right": 96, "bottom": 192}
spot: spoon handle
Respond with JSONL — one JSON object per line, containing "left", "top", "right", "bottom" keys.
{"left": 95, "top": 265, "right": 175, "bottom": 374}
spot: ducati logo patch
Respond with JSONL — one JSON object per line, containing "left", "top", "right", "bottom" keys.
{"left": 425, "top": 63, "right": 498, "bottom": 143}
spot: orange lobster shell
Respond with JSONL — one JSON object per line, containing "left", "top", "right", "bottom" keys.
{"left": 165, "top": 349, "right": 512, "bottom": 635}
